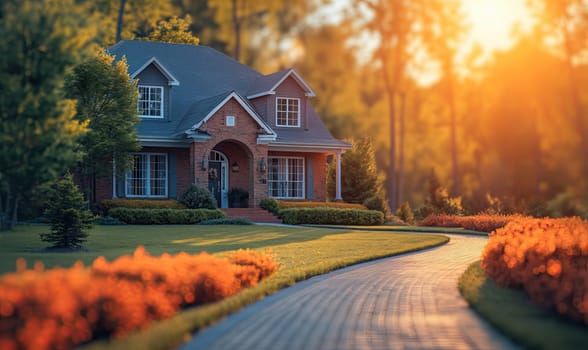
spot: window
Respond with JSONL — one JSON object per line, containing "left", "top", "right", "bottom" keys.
{"left": 126, "top": 153, "right": 167, "bottom": 197}
{"left": 138, "top": 85, "right": 163, "bottom": 118}
{"left": 268, "top": 157, "right": 304, "bottom": 199}
{"left": 226, "top": 115, "right": 235, "bottom": 126}
{"left": 276, "top": 97, "right": 300, "bottom": 127}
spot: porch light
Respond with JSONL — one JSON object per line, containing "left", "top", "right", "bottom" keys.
{"left": 201, "top": 156, "right": 208, "bottom": 170}
{"left": 232, "top": 161, "right": 240, "bottom": 172}
{"left": 259, "top": 157, "right": 267, "bottom": 173}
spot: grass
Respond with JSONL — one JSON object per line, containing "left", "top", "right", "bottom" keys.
{"left": 1, "top": 224, "right": 448, "bottom": 350}
{"left": 303, "top": 224, "right": 487, "bottom": 236}
{"left": 458, "top": 261, "right": 588, "bottom": 350}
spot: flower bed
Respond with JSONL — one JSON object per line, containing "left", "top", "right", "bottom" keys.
{"left": 419, "top": 214, "right": 525, "bottom": 232}
{"left": 0, "top": 247, "right": 278, "bottom": 350}
{"left": 482, "top": 217, "right": 588, "bottom": 324}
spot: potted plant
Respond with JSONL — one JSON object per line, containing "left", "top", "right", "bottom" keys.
{"left": 228, "top": 188, "right": 249, "bottom": 208}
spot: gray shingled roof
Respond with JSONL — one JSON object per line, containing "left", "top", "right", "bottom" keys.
{"left": 108, "top": 40, "right": 349, "bottom": 149}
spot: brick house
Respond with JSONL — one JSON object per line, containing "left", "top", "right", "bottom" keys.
{"left": 98, "top": 40, "right": 350, "bottom": 208}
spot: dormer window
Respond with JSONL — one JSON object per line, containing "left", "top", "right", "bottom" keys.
{"left": 276, "top": 97, "right": 300, "bottom": 127}
{"left": 138, "top": 85, "right": 163, "bottom": 118}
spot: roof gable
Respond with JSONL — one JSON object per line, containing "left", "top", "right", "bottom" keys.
{"left": 247, "top": 68, "right": 316, "bottom": 99}
{"left": 131, "top": 57, "right": 179, "bottom": 86}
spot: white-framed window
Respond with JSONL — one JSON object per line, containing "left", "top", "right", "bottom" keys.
{"left": 276, "top": 97, "right": 300, "bottom": 127}
{"left": 226, "top": 115, "right": 235, "bottom": 126}
{"left": 125, "top": 153, "right": 168, "bottom": 197}
{"left": 268, "top": 157, "right": 304, "bottom": 199}
{"left": 138, "top": 85, "right": 164, "bottom": 118}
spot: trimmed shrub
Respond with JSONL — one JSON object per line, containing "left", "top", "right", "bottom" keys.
{"left": 108, "top": 208, "right": 225, "bottom": 225}
{"left": 419, "top": 214, "right": 525, "bottom": 232}
{"left": 0, "top": 247, "right": 278, "bottom": 349}
{"left": 95, "top": 216, "right": 126, "bottom": 225}
{"left": 278, "top": 201, "right": 366, "bottom": 210}
{"left": 396, "top": 202, "right": 415, "bottom": 225}
{"left": 279, "top": 208, "right": 384, "bottom": 225}
{"left": 98, "top": 198, "right": 186, "bottom": 214}
{"left": 482, "top": 217, "right": 588, "bottom": 325}
{"left": 180, "top": 184, "right": 217, "bottom": 209}
{"left": 363, "top": 195, "right": 389, "bottom": 215}
{"left": 199, "top": 218, "right": 253, "bottom": 225}
{"left": 260, "top": 198, "right": 280, "bottom": 214}
{"left": 40, "top": 175, "right": 95, "bottom": 249}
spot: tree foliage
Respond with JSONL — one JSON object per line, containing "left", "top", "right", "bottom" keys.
{"left": 148, "top": 15, "right": 200, "bottom": 45}
{"left": 327, "top": 138, "right": 382, "bottom": 204}
{"left": 0, "top": 0, "right": 94, "bottom": 230}
{"left": 65, "top": 50, "right": 140, "bottom": 202}
{"left": 40, "top": 174, "right": 94, "bottom": 249}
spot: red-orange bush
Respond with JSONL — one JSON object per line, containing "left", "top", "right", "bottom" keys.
{"left": 482, "top": 217, "right": 588, "bottom": 324}
{"left": 420, "top": 214, "right": 526, "bottom": 232}
{"left": 0, "top": 247, "right": 278, "bottom": 350}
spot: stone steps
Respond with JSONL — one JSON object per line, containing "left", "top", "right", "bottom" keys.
{"left": 221, "top": 208, "right": 282, "bottom": 224}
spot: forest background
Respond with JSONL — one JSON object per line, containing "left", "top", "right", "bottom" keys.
{"left": 43, "top": 0, "right": 588, "bottom": 216}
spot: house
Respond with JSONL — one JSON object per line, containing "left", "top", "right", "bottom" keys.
{"left": 97, "top": 40, "right": 351, "bottom": 208}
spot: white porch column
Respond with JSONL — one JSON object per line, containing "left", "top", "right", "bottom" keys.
{"left": 335, "top": 151, "right": 343, "bottom": 201}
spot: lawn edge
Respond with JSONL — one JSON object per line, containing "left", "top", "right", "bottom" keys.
{"left": 302, "top": 224, "right": 488, "bottom": 236}
{"left": 80, "top": 234, "right": 449, "bottom": 350}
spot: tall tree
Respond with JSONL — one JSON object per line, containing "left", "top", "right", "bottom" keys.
{"left": 0, "top": 0, "right": 94, "bottom": 230}
{"left": 528, "top": 0, "right": 588, "bottom": 187}
{"left": 65, "top": 50, "right": 140, "bottom": 204}
{"left": 358, "top": 0, "right": 430, "bottom": 212}
{"left": 147, "top": 15, "right": 200, "bottom": 44}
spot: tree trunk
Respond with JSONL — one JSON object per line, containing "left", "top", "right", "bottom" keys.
{"left": 381, "top": 51, "right": 398, "bottom": 212}
{"left": 115, "top": 0, "right": 127, "bottom": 43}
{"left": 231, "top": 0, "right": 241, "bottom": 61}
{"left": 397, "top": 91, "right": 406, "bottom": 207}
{"left": 447, "top": 75, "right": 460, "bottom": 197}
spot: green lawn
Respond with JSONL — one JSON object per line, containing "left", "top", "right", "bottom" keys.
{"left": 1, "top": 224, "right": 448, "bottom": 350}
{"left": 459, "top": 261, "right": 588, "bottom": 350}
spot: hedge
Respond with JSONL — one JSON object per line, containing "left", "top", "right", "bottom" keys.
{"left": 98, "top": 199, "right": 186, "bottom": 214}
{"left": 419, "top": 214, "right": 526, "bottom": 232}
{"left": 278, "top": 201, "right": 366, "bottom": 210}
{"left": 279, "top": 208, "right": 384, "bottom": 225}
{"left": 108, "top": 208, "right": 225, "bottom": 225}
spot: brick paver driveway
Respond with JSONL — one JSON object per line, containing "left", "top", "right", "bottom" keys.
{"left": 181, "top": 234, "right": 519, "bottom": 350}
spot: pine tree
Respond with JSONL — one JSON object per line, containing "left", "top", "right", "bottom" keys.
{"left": 41, "top": 174, "right": 94, "bottom": 250}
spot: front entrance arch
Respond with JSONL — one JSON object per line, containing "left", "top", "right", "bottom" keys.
{"left": 208, "top": 150, "right": 228, "bottom": 208}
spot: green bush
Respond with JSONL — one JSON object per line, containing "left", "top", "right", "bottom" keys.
{"left": 363, "top": 195, "right": 389, "bottom": 215}
{"left": 199, "top": 218, "right": 254, "bottom": 225}
{"left": 279, "top": 208, "right": 384, "bottom": 225}
{"left": 98, "top": 198, "right": 186, "bottom": 214}
{"left": 277, "top": 201, "right": 366, "bottom": 210}
{"left": 396, "top": 202, "right": 415, "bottom": 225}
{"left": 40, "top": 174, "right": 95, "bottom": 249}
{"left": 95, "top": 216, "right": 126, "bottom": 225}
{"left": 260, "top": 198, "right": 280, "bottom": 214}
{"left": 180, "top": 184, "right": 217, "bottom": 209}
{"left": 108, "top": 208, "right": 225, "bottom": 225}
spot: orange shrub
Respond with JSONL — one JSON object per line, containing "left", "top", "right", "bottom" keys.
{"left": 419, "top": 214, "right": 526, "bottom": 232}
{"left": 278, "top": 201, "right": 366, "bottom": 210}
{"left": 0, "top": 247, "right": 278, "bottom": 350}
{"left": 482, "top": 217, "right": 588, "bottom": 324}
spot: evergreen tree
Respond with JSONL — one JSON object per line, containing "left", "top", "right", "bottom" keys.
{"left": 327, "top": 138, "right": 381, "bottom": 204}
{"left": 0, "top": 0, "right": 95, "bottom": 230}
{"left": 41, "top": 174, "right": 95, "bottom": 249}
{"left": 65, "top": 50, "right": 140, "bottom": 203}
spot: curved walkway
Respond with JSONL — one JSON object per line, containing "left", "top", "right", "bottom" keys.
{"left": 181, "top": 234, "right": 519, "bottom": 350}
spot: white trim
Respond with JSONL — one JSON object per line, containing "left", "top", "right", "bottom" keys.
{"left": 267, "top": 156, "right": 305, "bottom": 200}
{"left": 336, "top": 151, "right": 342, "bottom": 201}
{"left": 125, "top": 152, "right": 168, "bottom": 198}
{"left": 269, "top": 143, "right": 351, "bottom": 153}
{"left": 131, "top": 57, "right": 180, "bottom": 86}
{"left": 246, "top": 69, "right": 315, "bottom": 98}
{"left": 138, "top": 85, "right": 164, "bottom": 118}
{"left": 276, "top": 97, "right": 301, "bottom": 127}
{"left": 186, "top": 92, "right": 277, "bottom": 138}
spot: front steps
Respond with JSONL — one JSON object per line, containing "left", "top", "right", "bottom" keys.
{"left": 221, "top": 208, "right": 282, "bottom": 224}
